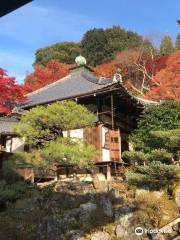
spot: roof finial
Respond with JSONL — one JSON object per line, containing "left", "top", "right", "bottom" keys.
{"left": 113, "top": 68, "right": 123, "bottom": 83}
{"left": 75, "top": 55, "right": 87, "bottom": 66}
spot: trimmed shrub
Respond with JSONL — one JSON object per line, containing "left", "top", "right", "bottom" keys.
{"left": 122, "top": 151, "right": 149, "bottom": 165}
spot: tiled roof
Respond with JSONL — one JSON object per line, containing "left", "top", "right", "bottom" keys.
{"left": 22, "top": 66, "right": 113, "bottom": 108}
{"left": 0, "top": 117, "right": 18, "bottom": 134}
{"left": 20, "top": 65, "right": 157, "bottom": 109}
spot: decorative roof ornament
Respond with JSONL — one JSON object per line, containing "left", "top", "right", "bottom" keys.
{"left": 113, "top": 68, "right": 123, "bottom": 84}
{"left": 75, "top": 55, "right": 87, "bottom": 66}
{"left": 11, "top": 106, "right": 25, "bottom": 116}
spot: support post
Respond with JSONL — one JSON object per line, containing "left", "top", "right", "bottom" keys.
{"left": 111, "top": 94, "right": 114, "bottom": 130}
{"left": 114, "top": 162, "right": 117, "bottom": 176}
{"left": 107, "top": 165, "right": 111, "bottom": 181}
{"left": 66, "top": 166, "right": 69, "bottom": 178}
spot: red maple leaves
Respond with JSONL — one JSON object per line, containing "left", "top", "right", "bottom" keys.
{"left": 0, "top": 68, "right": 25, "bottom": 114}
{"left": 23, "top": 60, "right": 70, "bottom": 93}
{"left": 95, "top": 50, "right": 179, "bottom": 101}
{"left": 145, "top": 51, "right": 180, "bottom": 100}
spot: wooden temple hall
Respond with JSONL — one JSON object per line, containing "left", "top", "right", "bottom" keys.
{"left": 0, "top": 56, "right": 153, "bottom": 179}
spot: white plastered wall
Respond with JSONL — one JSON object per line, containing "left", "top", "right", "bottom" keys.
{"left": 102, "top": 126, "right": 110, "bottom": 162}
{"left": 6, "top": 137, "right": 25, "bottom": 153}
{"left": 63, "top": 129, "right": 84, "bottom": 139}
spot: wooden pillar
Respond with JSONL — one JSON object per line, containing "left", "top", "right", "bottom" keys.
{"left": 114, "top": 162, "right": 117, "bottom": 176}
{"left": 97, "top": 96, "right": 103, "bottom": 122}
{"left": 107, "top": 165, "right": 111, "bottom": 181}
{"left": 66, "top": 166, "right": 69, "bottom": 177}
{"left": 111, "top": 94, "right": 114, "bottom": 130}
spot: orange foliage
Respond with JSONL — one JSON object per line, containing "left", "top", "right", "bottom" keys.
{"left": 23, "top": 60, "right": 71, "bottom": 93}
{"left": 94, "top": 60, "right": 122, "bottom": 77}
{"left": 145, "top": 51, "right": 180, "bottom": 101}
{"left": 95, "top": 50, "right": 168, "bottom": 96}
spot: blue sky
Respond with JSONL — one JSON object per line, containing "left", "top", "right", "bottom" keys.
{"left": 0, "top": 0, "right": 179, "bottom": 83}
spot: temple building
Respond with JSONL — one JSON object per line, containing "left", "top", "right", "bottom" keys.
{"left": 0, "top": 56, "right": 156, "bottom": 177}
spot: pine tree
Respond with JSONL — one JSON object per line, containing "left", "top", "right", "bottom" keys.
{"left": 160, "top": 35, "right": 174, "bottom": 55}
{"left": 125, "top": 101, "right": 180, "bottom": 190}
{"left": 14, "top": 100, "right": 97, "bottom": 176}
{"left": 175, "top": 33, "right": 180, "bottom": 50}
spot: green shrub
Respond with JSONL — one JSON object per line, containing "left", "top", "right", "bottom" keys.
{"left": 122, "top": 151, "right": 149, "bottom": 165}
{"left": 126, "top": 161, "right": 180, "bottom": 189}
{"left": 130, "top": 101, "right": 180, "bottom": 151}
{"left": 11, "top": 138, "right": 97, "bottom": 177}
{"left": 137, "top": 161, "right": 180, "bottom": 180}
{"left": 126, "top": 172, "right": 149, "bottom": 186}
{"left": 2, "top": 159, "right": 23, "bottom": 183}
{"left": 0, "top": 181, "right": 28, "bottom": 205}
{"left": 149, "top": 149, "right": 173, "bottom": 164}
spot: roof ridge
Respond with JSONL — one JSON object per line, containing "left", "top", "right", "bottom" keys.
{"left": 26, "top": 74, "right": 71, "bottom": 97}
{"left": 0, "top": 117, "right": 18, "bottom": 122}
{"left": 135, "top": 97, "right": 159, "bottom": 105}
{"left": 81, "top": 71, "right": 112, "bottom": 85}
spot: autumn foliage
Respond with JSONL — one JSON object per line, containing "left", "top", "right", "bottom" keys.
{"left": 0, "top": 68, "right": 25, "bottom": 114}
{"left": 94, "top": 60, "right": 126, "bottom": 78}
{"left": 95, "top": 49, "right": 169, "bottom": 96}
{"left": 23, "top": 60, "right": 71, "bottom": 93}
{"left": 23, "top": 50, "right": 179, "bottom": 101}
{"left": 145, "top": 51, "right": 180, "bottom": 100}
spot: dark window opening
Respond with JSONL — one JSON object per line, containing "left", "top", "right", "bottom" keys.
{"left": 111, "top": 137, "right": 119, "bottom": 143}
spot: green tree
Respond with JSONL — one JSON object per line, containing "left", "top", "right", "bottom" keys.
{"left": 33, "top": 26, "right": 149, "bottom": 67}
{"left": 81, "top": 26, "right": 145, "bottom": 66}
{"left": 16, "top": 100, "right": 96, "bottom": 146}
{"left": 14, "top": 138, "right": 96, "bottom": 176}
{"left": 81, "top": 28, "right": 111, "bottom": 66}
{"left": 126, "top": 161, "right": 180, "bottom": 189}
{"left": 124, "top": 101, "right": 180, "bottom": 189}
{"left": 34, "top": 42, "right": 81, "bottom": 65}
{"left": 105, "top": 26, "right": 143, "bottom": 57}
{"left": 14, "top": 100, "right": 97, "bottom": 176}
{"left": 160, "top": 35, "right": 174, "bottom": 55}
{"left": 175, "top": 33, "right": 180, "bottom": 50}
{"left": 130, "top": 101, "right": 180, "bottom": 152}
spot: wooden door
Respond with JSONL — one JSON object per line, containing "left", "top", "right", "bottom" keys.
{"left": 83, "top": 125, "right": 102, "bottom": 162}
{"left": 109, "top": 129, "right": 121, "bottom": 162}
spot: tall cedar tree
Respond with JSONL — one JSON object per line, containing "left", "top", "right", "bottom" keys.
{"left": 0, "top": 68, "right": 25, "bottom": 114}
{"left": 175, "top": 33, "right": 180, "bottom": 50}
{"left": 160, "top": 35, "right": 174, "bottom": 55}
